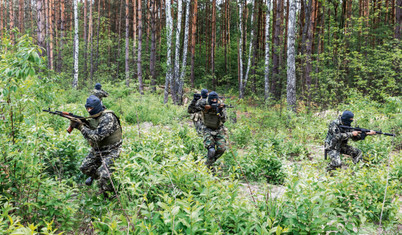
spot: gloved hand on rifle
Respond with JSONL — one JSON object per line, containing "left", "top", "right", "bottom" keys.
{"left": 193, "top": 93, "right": 201, "bottom": 100}
{"left": 70, "top": 118, "right": 83, "bottom": 130}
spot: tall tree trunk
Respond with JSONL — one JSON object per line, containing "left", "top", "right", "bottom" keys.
{"left": 211, "top": 0, "right": 216, "bottom": 89}
{"left": 241, "top": 0, "right": 256, "bottom": 98}
{"left": 287, "top": 0, "right": 297, "bottom": 111}
{"left": 72, "top": 0, "right": 79, "bottom": 89}
{"left": 264, "top": 0, "right": 271, "bottom": 100}
{"left": 396, "top": 0, "right": 402, "bottom": 39}
{"left": 49, "top": 0, "right": 54, "bottom": 70}
{"left": 19, "top": 0, "right": 23, "bottom": 34}
{"left": 94, "top": 0, "right": 101, "bottom": 73}
{"left": 178, "top": 0, "right": 191, "bottom": 103}
{"left": 116, "top": 0, "right": 123, "bottom": 79}
{"left": 132, "top": 0, "right": 137, "bottom": 83}
{"left": 83, "top": 0, "right": 88, "bottom": 78}
{"left": 272, "top": 0, "right": 283, "bottom": 100}
{"left": 1, "top": 0, "right": 4, "bottom": 38}
{"left": 238, "top": 1, "right": 244, "bottom": 98}
{"left": 37, "top": 0, "right": 46, "bottom": 54}
{"left": 150, "top": 0, "right": 157, "bottom": 92}
{"left": 89, "top": 0, "right": 95, "bottom": 83}
{"left": 172, "top": 0, "right": 183, "bottom": 103}
{"left": 190, "top": 0, "right": 198, "bottom": 88}
{"left": 125, "top": 0, "right": 130, "bottom": 87}
{"left": 304, "top": 0, "right": 315, "bottom": 101}
{"left": 10, "top": 0, "right": 14, "bottom": 41}
{"left": 137, "top": 0, "right": 144, "bottom": 95}
{"left": 58, "top": 0, "right": 65, "bottom": 72}
{"left": 164, "top": 0, "right": 173, "bottom": 103}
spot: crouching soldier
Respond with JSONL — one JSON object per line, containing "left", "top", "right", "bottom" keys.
{"left": 70, "top": 95, "right": 122, "bottom": 196}
{"left": 91, "top": 83, "right": 109, "bottom": 101}
{"left": 196, "top": 91, "right": 227, "bottom": 170}
{"left": 188, "top": 89, "right": 208, "bottom": 135}
{"left": 324, "top": 110, "right": 376, "bottom": 172}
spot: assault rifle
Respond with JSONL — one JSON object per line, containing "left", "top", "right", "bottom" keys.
{"left": 43, "top": 108, "right": 89, "bottom": 133}
{"left": 339, "top": 125, "right": 395, "bottom": 137}
{"left": 205, "top": 103, "right": 234, "bottom": 116}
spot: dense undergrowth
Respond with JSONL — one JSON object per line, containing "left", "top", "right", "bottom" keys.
{"left": 1, "top": 37, "right": 401, "bottom": 234}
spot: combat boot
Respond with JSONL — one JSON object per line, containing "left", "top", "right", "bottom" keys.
{"left": 205, "top": 147, "right": 216, "bottom": 168}
{"left": 85, "top": 177, "right": 93, "bottom": 186}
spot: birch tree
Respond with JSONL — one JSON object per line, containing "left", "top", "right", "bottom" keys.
{"left": 172, "top": 0, "right": 183, "bottom": 103}
{"left": 287, "top": 0, "right": 297, "bottom": 111}
{"left": 264, "top": 0, "right": 271, "bottom": 100}
{"left": 150, "top": 0, "right": 157, "bottom": 92}
{"left": 37, "top": 0, "right": 45, "bottom": 55}
{"left": 164, "top": 0, "right": 173, "bottom": 104}
{"left": 178, "top": 0, "right": 191, "bottom": 103}
{"left": 241, "top": 0, "right": 256, "bottom": 98}
{"left": 125, "top": 0, "right": 130, "bottom": 87}
{"left": 238, "top": 1, "right": 244, "bottom": 99}
{"left": 72, "top": 0, "right": 79, "bottom": 89}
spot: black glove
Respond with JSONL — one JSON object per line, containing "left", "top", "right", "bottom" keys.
{"left": 193, "top": 93, "right": 201, "bottom": 100}
{"left": 360, "top": 131, "right": 367, "bottom": 140}
{"left": 70, "top": 119, "right": 83, "bottom": 129}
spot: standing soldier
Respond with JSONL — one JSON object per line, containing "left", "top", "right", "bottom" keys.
{"left": 91, "top": 83, "right": 109, "bottom": 101}
{"left": 324, "top": 110, "right": 376, "bottom": 172}
{"left": 188, "top": 89, "right": 208, "bottom": 135}
{"left": 196, "top": 91, "right": 227, "bottom": 170}
{"left": 70, "top": 95, "right": 122, "bottom": 197}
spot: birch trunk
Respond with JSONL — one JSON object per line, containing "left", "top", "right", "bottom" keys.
{"left": 164, "top": 0, "right": 173, "bottom": 104}
{"left": 37, "top": 0, "right": 45, "bottom": 55}
{"left": 287, "top": 0, "right": 297, "bottom": 111}
{"left": 72, "top": 0, "right": 79, "bottom": 89}
{"left": 178, "top": 0, "right": 191, "bottom": 103}
{"left": 241, "top": 0, "right": 256, "bottom": 98}
{"left": 137, "top": 0, "right": 144, "bottom": 95}
{"left": 83, "top": 0, "right": 88, "bottom": 77}
{"left": 125, "top": 0, "right": 130, "bottom": 87}
{"left": 172, "top": 0, "right": 183, "bottom": 103}
{"left": 264, "top": 0, "right": 271, "bottom": 101}
{"left": 132, "top": 0, "right": 137, "bottom": 82}
{"left": 19, "top": 0, "right": 23, "bottom": 34}
{"left": 94, "top": 0, "right": 101, "bottom": 73}
{"left": 238, "top": 1, "right": 244, "bottom": 98}
{"left": 49, "top": 0, "right": 54, "bottom": 70}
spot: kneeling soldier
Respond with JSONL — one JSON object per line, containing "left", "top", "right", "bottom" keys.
{"left": 70, "top": 95, "right": 122, "bottom": 195}
{"left": 324, "top": 110, "right": 375, "bottom": 171}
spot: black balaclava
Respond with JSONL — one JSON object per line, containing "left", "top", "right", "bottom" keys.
{"left": 341, "top": 110, "right": 354, "bottom": 126}
{"left": 85, "top": 95, "right": 104, "bottom": 116}
{"left": 95, "top": 83, "right": 102, "bottom": 90}
{"left": 201, "top": 89, "right": 209, "bottom": 98}
{"left": 208, "top": 91, "right": 219, "bottom": 105}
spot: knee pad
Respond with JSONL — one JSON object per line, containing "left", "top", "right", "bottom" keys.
{"left": 208, "top": 147, "right": 216, "bottom": 159}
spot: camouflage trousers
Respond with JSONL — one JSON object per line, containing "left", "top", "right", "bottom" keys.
{"left": 193, "top": 119, "right": 204, "bottom": 136}
{"left": 203, "top": 127, "right": 227, "bottom": 167}
{"left": 80, "top": 147, "right": 121, "bottom": 192}
{"left": 326, "top": 145, "right": 362, "bottom": 171}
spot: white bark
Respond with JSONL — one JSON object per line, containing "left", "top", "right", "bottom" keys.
{"left": 287, "top": 0, "right": 297, "bottom": 111}
{"left": 238, "top": 1, "right": 244, "bottom": 98}
{"left": 125, "top": 0, "right": 130, "bottom": 87}
{"left": 72, "top": 0, "right": 79, "bottom": 89}
{"left": 178, "top": 0, "right": 191, "bottom": 103}
{"left": 173, "top": 0, "right": 183, "bottom": 102}
{"left": 242, "top": 0, "right": 256, "bottom": 97}
{"left": 264, "top": 0, "right": 271, "bottom": 100}
{"left": 164, "top": 0, "right": 173, "bottom": 103}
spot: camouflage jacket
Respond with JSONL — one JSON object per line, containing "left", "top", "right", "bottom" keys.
{"left": 325, "top": 115, "right": 364, "bottom": 150}
{"left": 91, "top": 89, "right": 109, "bottom": 100}
{"left": 79, "top": 111, "right": 122, "bottom": 152}
{"left": 188, "top": 98, "right": 206, "bottom": 121}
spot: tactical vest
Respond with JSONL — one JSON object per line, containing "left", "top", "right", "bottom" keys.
{"left": 88, "top": 110, "right": 122, "bottom": 148}
{"left": 203, "top": 111, "right": 220, "bottom": 130}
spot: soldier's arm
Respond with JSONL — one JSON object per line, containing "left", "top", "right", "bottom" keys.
{"left": 101, "top": 90, "right": 109, "bottom": 97}
{"left": 187, "top": 99, "right": 198, "bottom": 114}
{"left": 194, "top": 99, "right": 206, "bottom": 112}
{"left": 332, "top": 124, "right": 354, "bottom": 142}
{"left": 220, "top": 108, "right": 227, "bottom": 123}
{"left": 79, "top": 113, "right": 119, "bottom": 142}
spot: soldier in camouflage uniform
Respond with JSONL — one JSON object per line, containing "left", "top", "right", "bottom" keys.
{"left": 195, "top": 91, "right": 227, "bottom": 169}
{"left": 188, "top": 89, "right": 208, "bottom": 135}
{"left": 324, "top": 110, "right": 376, "bottom": 171}
{"left": 91, "top": 83, "right": 109, "bottom": 101}
{"left": 71, "top": 95, "right": 122, "bottom": 195}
